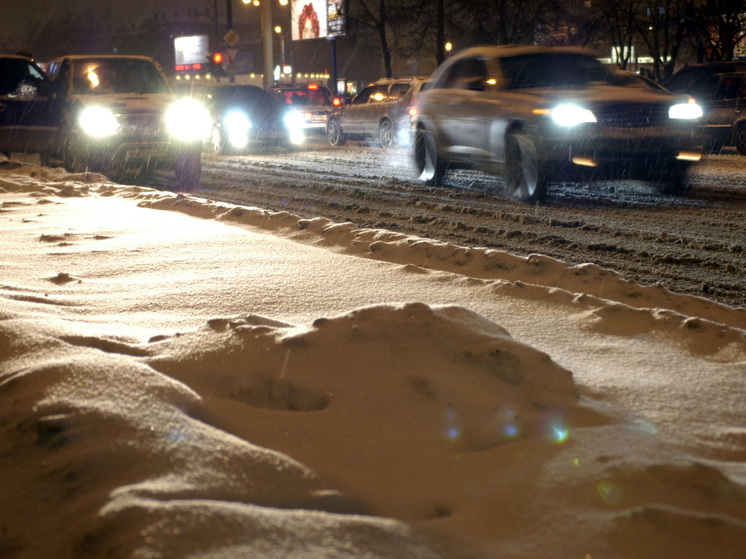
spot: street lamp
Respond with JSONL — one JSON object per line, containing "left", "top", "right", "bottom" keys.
{"left": 445, "top": 42, "right": 453, "bottom": 57}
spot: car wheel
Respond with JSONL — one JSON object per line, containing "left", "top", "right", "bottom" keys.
{"left": 174, "top": 154, "right": 201, "bottom": 192}
{"left": 327, "top": 118, "right": 346, "bottom": 146}
{"left": 414, "top": 129, "right": 445, "bottom": 186}
{"left": 63, "top": 141, "right": 87, "bottom": 174}
{"left": 379, "top": 119, "right": 395, "bottom": 148}
{"left": 733, "top": 124, "right": 746, "bottom": 156}
{"left": 504, "top": 132, "right": 546, "bottom": 203}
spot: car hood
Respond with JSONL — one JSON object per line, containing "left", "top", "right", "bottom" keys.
{"left": 72, "top": 93, "right": 176, "bottom": 115}
{"left": 524, "top": 83, "right": 689, "bottom": 106}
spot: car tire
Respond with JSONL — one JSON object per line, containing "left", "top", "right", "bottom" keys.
{"left": 379, "top": 119, "right": 395, "bottom": 148}
{"left": 733, "top": 124, "right": 746, "bottom": 156}
{"left": 63, "top": 141, "right": 87, "bottom": 174}
{"left": 504, "top": 132, "right": 546, "bottom": 203}
{"left": 174, "top": 154, "right": 201, "bottom": 192}
{"left": 327, "top": 118, "right": 346, "bottom": 146}
{"left": 414, "top": 129, "right": 445, "bottom": 186}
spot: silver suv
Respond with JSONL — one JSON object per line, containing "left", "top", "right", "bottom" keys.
{"left": 413, "top": 45, "right": 704, "bottom": 202}
{"left": 46, "top": 55, "right": 210, "bottom": 189}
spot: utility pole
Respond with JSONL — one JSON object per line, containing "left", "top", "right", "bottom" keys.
{"left": 261, "top": 0, "right": 273, "bottom": 88}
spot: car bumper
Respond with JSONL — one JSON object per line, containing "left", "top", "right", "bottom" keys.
{"left": 68, "top": 133, "right": 202, "bottom": 173}
{"left": 537, "top": 125, "right": 703, "bottom": 173}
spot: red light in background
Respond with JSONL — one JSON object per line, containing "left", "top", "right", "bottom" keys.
{"left": 212, "top": 52, "right": 224, "bottom": 64}
{"left": 308, "top": 83, "right": 318, "bottom": 90}
{"left": 333, "top": 97, "right": 342, "bottom": 107}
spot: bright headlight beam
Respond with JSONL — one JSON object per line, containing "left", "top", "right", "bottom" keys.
{"left": 166, "top": 98, "right": 211, "bottom": 141}
{"left": 669, "top": 98, "right": 703, "bottom": 120}
{"left": 550, "top": 103, "right": 597, "bottom": 127}
{"left": 79, "top": 106, "right": 118, "bottom": 137}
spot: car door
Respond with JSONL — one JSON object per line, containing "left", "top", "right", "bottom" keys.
{"left": 345, "top": 84, "right": 388, "bottom": 136}
{"left": 432, "top": 57, "right": 493, "bottom": 159}
{"left": 0, "top": 58, "right": 62, "bottom": 156}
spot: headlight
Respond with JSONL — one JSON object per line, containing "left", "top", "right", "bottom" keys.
{"left": 550, "top": 103, "right": 597, "bottom": 127}
{"left": 165, "top": 98, "right": 211, "bottom": 142}
{"left": 79, "top": 106, "right": 118, "bottom": 137}
{"left": 284, "top": 110, "right": 305, "bottom": 130}
{"left": 223, "top": 110, "right": 250, "bottom": 134}
{"left": 669, "top": 98, "right": 703, "bottom": 120}
{"left": 223, "top": 110, "right": 251, "bottom": 149}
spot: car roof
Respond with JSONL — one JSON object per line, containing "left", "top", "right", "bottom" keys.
{"left": 49, "top": 54, "right": 159, "bottom": 63}
{"left": 449, "top": 44, "right": 596, "bottom": 61}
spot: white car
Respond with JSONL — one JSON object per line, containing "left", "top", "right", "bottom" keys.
{"left": 413, "top": 45, "right": 704, "bottom": 202}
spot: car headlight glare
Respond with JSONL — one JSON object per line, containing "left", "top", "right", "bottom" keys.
{"left": 551, "top": 103, "right": 597, "bottom": 127}
{"left": 669, "top": 98, "right": 703, "bottom": 120}
{"left": 224, "top": 110, "right": 251, "bottom": 134}
{"left": 79, "top": 106, "right": 118, "bottom": 137}
{"left": 284, "top": 110, "right": 305, "bottom": 130}
{"left": 166, "top": 98, "right": 211, "bottom": 141}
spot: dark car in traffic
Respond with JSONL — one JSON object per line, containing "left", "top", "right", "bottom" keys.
{"left": 201, "top": 84, "right": 306, "bottom": 154}
{"left": 327, "top": 76, "right": 429, "bottom": 148}
{"left": 669, "top": 72, "right": 746, "bottom": 154}
{"left": 45, "top": 55, "right": 210, "bottom": 188}
{"left": 0, "top": 55, "right": 64, "bottom": 160}
{"left": 663, "top": 61, "right": 746, "bottom": 94}
{"left": 268, "top": 82, "right": 340, "bottom": 136}
{"left": 413, "top": 45, "right": 704, "bottom": 202}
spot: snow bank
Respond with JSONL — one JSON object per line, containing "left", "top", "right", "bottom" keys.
{"left": 1, "top": 162, "right": 745, "bottom": 558}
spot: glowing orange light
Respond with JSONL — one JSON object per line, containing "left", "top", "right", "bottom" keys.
{"left": 212, "top": 52, "right": 224, "bottom": 64}
{"left": 333, "top": 97, "right": 342, "bottom": 107}
{"left": 308, "top": 83, "right": 318, "bottom": 90}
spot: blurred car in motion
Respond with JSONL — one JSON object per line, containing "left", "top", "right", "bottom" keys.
{"left": 413, "top": 45, "right": 704, "bottom": 203}
{"left": 326, "top": 76, "right": 429, "bottom": 148}
{"left": 202, "top": 84, "right": 306, "bottom": 154}
{"left": 669, "top": 72, "right": 746, "bottom": 154}
{"left": 45, "top": 55, "right": 210, "bottom": 189}
{"left": 268, "top": 82, "right": 340, "bottom": 136}
{"left": 0, "top": 55, "right": 64, "bottom": 160}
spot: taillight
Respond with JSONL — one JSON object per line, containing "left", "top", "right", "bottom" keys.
{"left": 333, "top": 97, "right": 342, "bottom": 107}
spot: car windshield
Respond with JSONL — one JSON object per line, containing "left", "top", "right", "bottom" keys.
{"left": 500, "top": 53, "right": 611, "bottom": 89}
{"left": 70, "top": 58, "right": 170, "bottom": 95}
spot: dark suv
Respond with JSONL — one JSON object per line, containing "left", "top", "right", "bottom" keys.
{"left": 413, "top": 45, "right": 704, "bottom": 202}
{"left": 326, "top": 77, "right": 429, "bottom": 148}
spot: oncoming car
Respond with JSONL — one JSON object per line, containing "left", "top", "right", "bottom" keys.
{"left": 203, "top": 84, "right": 306, "bottom": 154}
{"left": 413, "top": 45, "right": 704, "bottom": 203}
{"left": 46, "top": 55, "right": 210, "bottom": 189}
{"left": 268, "top": 82, "right": 340, "bottom": 136}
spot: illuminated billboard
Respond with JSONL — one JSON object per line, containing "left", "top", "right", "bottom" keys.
{"left": 174, "top": 35, "right": 209, "bottom": 66}
{"left": 291, "top": 0, "right": 346, "bottom": 41}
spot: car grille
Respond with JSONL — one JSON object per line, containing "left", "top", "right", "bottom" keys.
{"left": 593, "top": 103, "right": 670, "bottom": 128}
{"left": 119, "top": 114, "right": 163, "bottom": 137}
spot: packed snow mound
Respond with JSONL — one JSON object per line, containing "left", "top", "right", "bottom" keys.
{"left": 2, "top": 163, "right": 746, "bottom": 558}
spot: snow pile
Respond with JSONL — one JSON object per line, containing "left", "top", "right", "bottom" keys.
{"left": 1, "top": 161, "right": 745, "bottom": 558}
